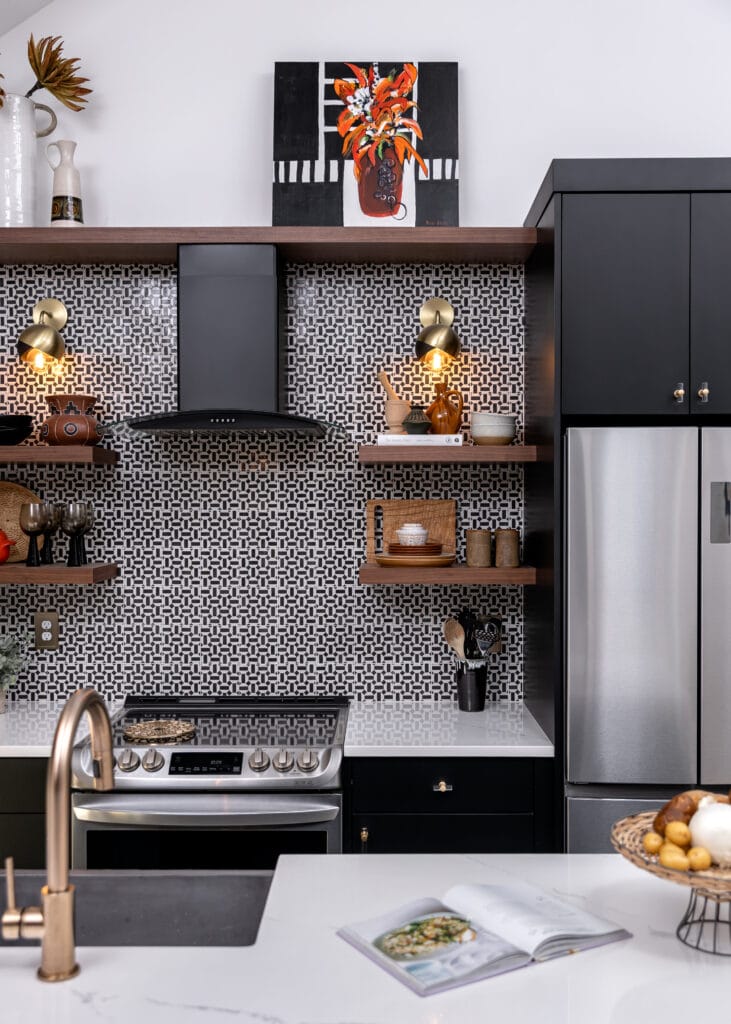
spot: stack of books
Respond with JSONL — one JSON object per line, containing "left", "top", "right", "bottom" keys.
{"left": 375, "top": 434, "right": 464, "bottom": 446}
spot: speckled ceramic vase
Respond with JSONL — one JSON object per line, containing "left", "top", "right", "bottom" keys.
{"left": 41, "top": 394, "right": 103, "bottom": 446}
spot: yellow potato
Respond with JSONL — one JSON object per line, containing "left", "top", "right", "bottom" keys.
{"left": 643, "top": 831, "right": 664, "bottom": 855}
{"left": 659, "top": 841, "right": 685, "bottom": 856}
{"left": 665, "top": 821, "right": 692, "bottom": 848}
{"left": 659, "top": 845, "right": 690, "bottom": 871}
{"left": 688, "top": 846, "right": 712, "bottom": 872}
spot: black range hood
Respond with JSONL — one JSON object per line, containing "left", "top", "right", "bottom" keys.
{"left": 127, "top": 244, "right": 326, "bottom": 437}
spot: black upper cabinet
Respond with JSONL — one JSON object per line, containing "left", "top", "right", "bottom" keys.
{"left": 690, "top": 193, "right": 731, "bottom": 414}
{"left": 562, "top": 193, "right": 691, "bottom": 416}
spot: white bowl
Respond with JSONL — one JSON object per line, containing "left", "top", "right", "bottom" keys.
{"left": 471, "top": 413, "right": 516, "bottom": 426}
{"left": 396, "top": 524, "right": 428, "bottom": 545}
{"left": 470, "top": 422, "right": 516, "bottom": 447}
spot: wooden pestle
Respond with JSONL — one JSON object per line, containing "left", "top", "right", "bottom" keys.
{"left": 378, "top": 370, "right": 401, "bottom": 402}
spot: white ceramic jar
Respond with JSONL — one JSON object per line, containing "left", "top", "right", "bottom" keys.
{"left": 396, "top": 523, "right": 428, "bottom": 545}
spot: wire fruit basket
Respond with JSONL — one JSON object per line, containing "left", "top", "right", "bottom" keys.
{"left": 611, "top": 810, "right": 731, "bottom": 955}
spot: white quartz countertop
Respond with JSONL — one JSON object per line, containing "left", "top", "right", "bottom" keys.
{"left": 0, "top": 699, "right": 124, "bottom": 757}
{"left": 345, "top": 699, "right": 554, "bottom": 756}
{"left": 0, "top": 698, "right": 553, "bottom": 758}
{"left": 1, "top": 853, "right": 726, "bottom": 1023}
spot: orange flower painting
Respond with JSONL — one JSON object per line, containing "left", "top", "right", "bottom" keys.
{"left": 273, "top": 61, "right": 458, "bottom": 227}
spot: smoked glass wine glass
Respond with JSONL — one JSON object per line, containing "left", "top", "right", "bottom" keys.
{"left": 19, "top": 502, "right": 49, "bottom": 568}
{"left": 39, "top": 501, "right": 63, "bottom": 565}
{"left": 62, "top": 501, "right": 90, "bottom": 568}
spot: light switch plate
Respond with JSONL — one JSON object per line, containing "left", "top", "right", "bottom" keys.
{"left": 33, "top": 611, "right": 59, "bottom": 650}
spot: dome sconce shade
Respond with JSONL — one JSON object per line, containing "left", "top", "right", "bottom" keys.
{"left": 17, "top": 298, "right": 67, "bottom": 373}
{"left": 415, "top": 297, "right": 460, "bottom": 372}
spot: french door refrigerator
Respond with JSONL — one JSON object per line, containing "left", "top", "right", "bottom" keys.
{"left": 565, "top": 427, "right": 731, "bottom": 851}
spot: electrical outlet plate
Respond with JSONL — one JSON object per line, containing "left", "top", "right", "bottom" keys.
{"left": 33, "top": 611, "right": 59, "bottom": 651}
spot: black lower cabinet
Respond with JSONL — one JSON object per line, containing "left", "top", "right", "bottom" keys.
{"left": 0, "top": 758, "right": 47, "bottom": 868}
{"left": 354, "top": 814, "right": 534, "bottom": 854}
{"left": 346, "top": 757, "right": 555, "bottom": 854}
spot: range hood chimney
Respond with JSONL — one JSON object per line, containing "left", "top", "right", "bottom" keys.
{"left": 128, "top": 244, "right": 326, "bottom": 436}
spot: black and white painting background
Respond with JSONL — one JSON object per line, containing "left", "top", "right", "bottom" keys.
{"left": 0, "top": 260, "right": 522, "bottom": 704}
{"left": 273, "top": 61, "right": 459, "bottom": 226}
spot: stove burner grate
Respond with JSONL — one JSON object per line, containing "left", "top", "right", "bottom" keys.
{"left": 122, "top": 719, "right": 196, "bottom": 745}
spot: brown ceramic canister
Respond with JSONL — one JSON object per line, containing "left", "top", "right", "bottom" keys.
{"left": 494, "top": 528, "right": 520, "bottom": 567}
{"left": 465, "top": 529, "right": 491, "bottom": 567}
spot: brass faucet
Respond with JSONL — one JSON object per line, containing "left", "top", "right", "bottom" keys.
{"left": 2, "top": 687, "right": 114, "bottom": 981}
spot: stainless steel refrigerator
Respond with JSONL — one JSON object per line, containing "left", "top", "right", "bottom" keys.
{"left": 565, "top": 427, "right": 731, "bottom": 851}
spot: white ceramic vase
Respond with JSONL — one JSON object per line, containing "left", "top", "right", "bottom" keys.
{"left": 0, "top": 94, "right": 57, "bottom": 227}
{"left": 47, "top": 139, "right": 84, "bottom": 226}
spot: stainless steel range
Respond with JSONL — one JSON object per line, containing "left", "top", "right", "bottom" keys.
{"left": 70, "top": 696, "right": 349, "bottom": 870}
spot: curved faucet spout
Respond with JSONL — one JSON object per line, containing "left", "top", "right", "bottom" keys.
{"left": 46, "top": 688, "right": 114, "bottom": 894}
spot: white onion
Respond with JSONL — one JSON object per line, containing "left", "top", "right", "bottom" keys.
{"left": 689, "top": 797, "right": 731, "bottom": 867}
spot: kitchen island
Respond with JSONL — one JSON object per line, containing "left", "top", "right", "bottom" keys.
{"left": 1, "top": 852, "right": 725, "bottom": 1022}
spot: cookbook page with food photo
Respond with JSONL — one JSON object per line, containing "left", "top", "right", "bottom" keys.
{"left": 337, "top": 883, "right": 631, "bottom": 996}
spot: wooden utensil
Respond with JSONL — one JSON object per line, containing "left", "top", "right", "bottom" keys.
{"left": 443, "top": 617, "right": 466, "bottom": 661}
{"left": 377, "top": 370, "right": 401, "bottom": 401}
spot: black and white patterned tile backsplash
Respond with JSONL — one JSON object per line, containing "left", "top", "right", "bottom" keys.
{"left": 0, "top": 261, "right": 524, "bottom": 703}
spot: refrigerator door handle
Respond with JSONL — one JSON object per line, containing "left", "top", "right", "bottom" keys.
{"left": 710, "top": 481, "right": 731, "bottom": 544}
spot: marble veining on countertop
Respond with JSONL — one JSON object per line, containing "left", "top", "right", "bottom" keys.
{"left": 0, "top": 698, "right": 124, "bottom": 757}
{"left": 1, "top": 853, "right": 726, "bottom": 1023}
{"left": 344, "top": 699, "right": 554, "bottom": 756}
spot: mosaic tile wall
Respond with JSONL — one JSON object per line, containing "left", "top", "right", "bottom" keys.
{"left": 0, "top": 261, "right": 524, "bottom": 703}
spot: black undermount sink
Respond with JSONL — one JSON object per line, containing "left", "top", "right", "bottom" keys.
{"left": 1, "top": 869, "right": 273, "bottom": 947}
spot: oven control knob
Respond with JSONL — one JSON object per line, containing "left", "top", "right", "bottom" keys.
{"left": 117, "top": 748, "right": 140, "bottom": 773}
{"left": 248, "top": 748, "right": 270, "bottom": 772}
{"left": 273, "top": 748, "right": 294, "bottom": 773}
{"left": 296, "top": 748, "right": 319, "bottom": 772}
{"left": 141, "top": 748, "right": 165, "bottom": 773}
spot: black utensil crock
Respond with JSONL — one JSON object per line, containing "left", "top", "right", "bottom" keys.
{"left": 456, "top": 665, "right": 487, "bottom": 712}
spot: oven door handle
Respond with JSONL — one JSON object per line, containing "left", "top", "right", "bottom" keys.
{"left": 72, "top": 793, "right": 340, "bottom": 828}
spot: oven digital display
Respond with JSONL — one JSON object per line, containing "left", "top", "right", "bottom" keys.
{"left": 169, "top": 752, "right": 243, "bottom": 775}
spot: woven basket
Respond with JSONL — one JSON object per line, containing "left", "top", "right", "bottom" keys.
{"left": 123, "top": 719, "right": 196, "bottom": 745}
{"left": 611, "top": 811, "right": 731, "bottom": 898}
{"left": 0, "top": 481, "right": 42, "bottom": 563}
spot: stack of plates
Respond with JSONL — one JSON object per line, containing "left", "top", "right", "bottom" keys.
{"left": 387, "top": 542, "right": 443, "bottom": 555}
{"left": 376, "top": 543, "right": 456, "bottom": 568}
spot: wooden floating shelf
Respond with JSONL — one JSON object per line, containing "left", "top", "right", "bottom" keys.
{"left": 358, "top": 564, "right": 537, "bottom": 585}
{"left": 0, "top": 562, "right": 120, "bottom": 584}
{"left": 358, "top": 444, "right": 540, "bottom": 464}
{"left": 0, "top": 446, "right": 119, "bottom": 465}
{"left": 0, "top": 226, "right": 538, "bottom": 266}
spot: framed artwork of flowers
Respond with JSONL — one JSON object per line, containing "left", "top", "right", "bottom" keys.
{"left": 273, "top": 61, "right": 458, "bottom": 227}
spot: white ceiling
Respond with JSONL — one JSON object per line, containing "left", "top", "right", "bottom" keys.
{"left": 0, "top": 0, "right": 53, "bottom": 37}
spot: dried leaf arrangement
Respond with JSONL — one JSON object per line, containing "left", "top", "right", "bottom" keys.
{"left": 0, "top": 33, "right": 91, "bottom": 111}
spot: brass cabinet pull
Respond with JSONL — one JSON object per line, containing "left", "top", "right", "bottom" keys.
{"left": 698, "top": 382, "right": 710, "bottom": 403}
{"left": 433, "top": 780, "right": 453, "bottom": 793}
{"left": 359, "top": 826, "right": 369, "bottom": 845}
{"left": 673, "top": 383, "right": 685, "bottom": 403}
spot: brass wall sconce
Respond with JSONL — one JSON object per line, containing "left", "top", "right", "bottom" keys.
{"left": 415, "top": 298, "right": 460, "bottom": 372}
{"left": 17, "top": 298, "right": 67, "bottom": 373}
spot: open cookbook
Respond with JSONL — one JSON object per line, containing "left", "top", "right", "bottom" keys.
{"left": 337, "top": 881, "right": 631, "bottom": 996}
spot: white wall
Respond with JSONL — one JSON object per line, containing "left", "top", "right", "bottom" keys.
{"left": 2, "top": 0, "right": 731, "bottom": 227}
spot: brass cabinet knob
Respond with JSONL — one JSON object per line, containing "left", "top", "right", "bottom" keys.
{"left": 359, "top": 826, "right": 369, "bottom": 843}
{"left": 673, "top": 383, "right": 685, "bottom": 403}
{"left": 433, "top": 780, "right": 453, "bottom": 793}
{"left": 698, "top": 382, "right": 710, "bottom": 403}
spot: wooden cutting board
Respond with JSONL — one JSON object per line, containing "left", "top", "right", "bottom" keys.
{"left": 366, "top": 499, "right": 456, "bottom": 564}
